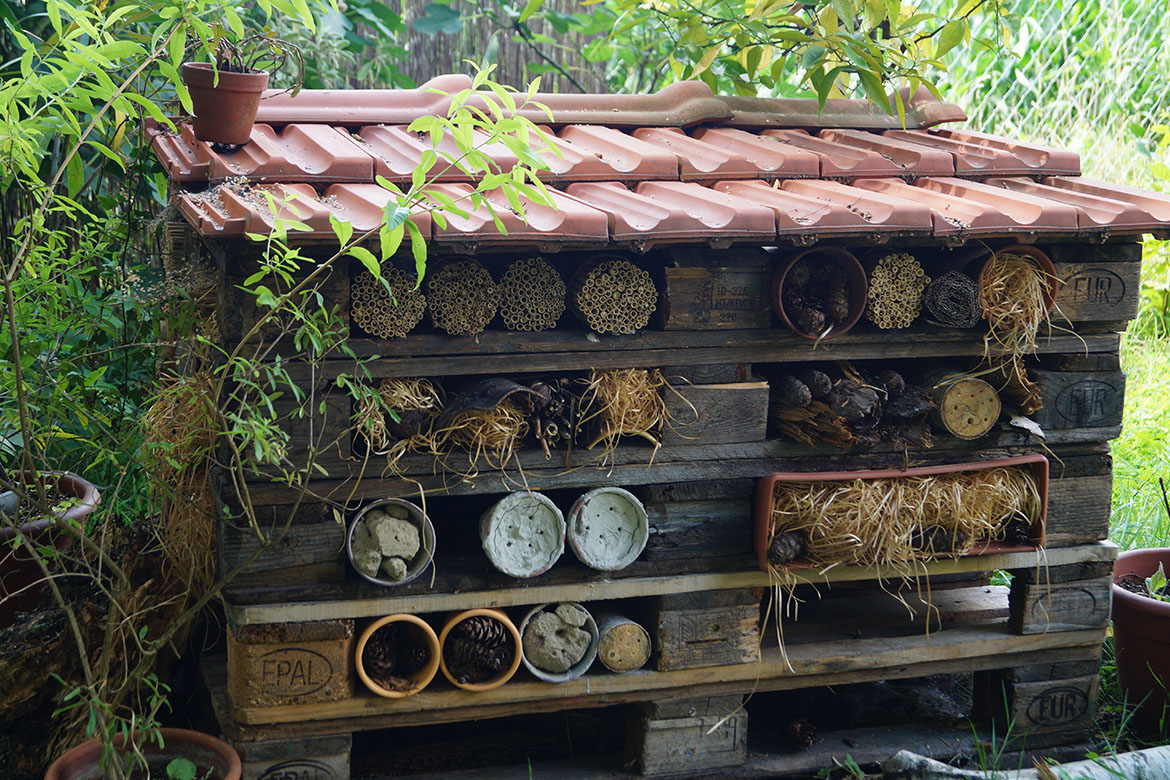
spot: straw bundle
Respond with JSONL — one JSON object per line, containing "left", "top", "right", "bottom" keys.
{"left": 765, "top": 467, "right": 1041, "bottom": 571}
{"left": 427, "top": 258, "right": 499, "bottom": 336}
{"left": 569, "top": 257, "right": 658, "bottom": 335}
{"left": 433, "top": 400, "right": 529, "bottom": 469}
{"left": 865, "top": 252, "right": 930, "bottom": 329}
{"left": 578, "top": 368, "right": 668, "bottom": 453}
{"left": 978, "top": 251, "right": 1054, "bottom": 356}
{"left": 498, "top": 256, "right": 566, "bottom": 332}
{"left": 351, "top": 266, "right": 426, "bottom": 339}
{"left": 354, "top": 378, "right": 444, "bottom": 467}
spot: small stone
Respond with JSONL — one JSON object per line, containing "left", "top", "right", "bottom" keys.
{"left": 352, "top": 545, "right": 382, "bottom": 578}
{"left": 366, "top": 514, "right": 421, "bottom": 560}
{"left": 554, "top": 603, "right": 589, "bottom": 628}
{"left": 524, "top": 610, "right": 591, "bottom": 673}
{"left": 386, "top": 504, "right": 409, "bottom": 519}
{"left": 380, "top": 556, "right": 409, "bottom": 582}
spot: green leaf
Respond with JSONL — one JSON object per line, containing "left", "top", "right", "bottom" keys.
{"left": 348, "top": 246, "right": 381, "bottom": 277}
{"left": 330, "top": 213, "right": 353, "bottom": 247}
{"left": 1147, "top": 562, "right": 1169, "bottom": 602}
{"left": 65, "top": 155, "right": 84, "bottom": 199}
{"left": 413, "top": 4, "right": 462, "bottom": 35}
{"left": 934, "top": 19, "right": 966, "bottom": 60}
{"left": 379, "top": 222, "right": 404, "bottom": 261}
{"left": 167, "top": 757, "right": 198, "bottom": 780}
{"left": 405, "top": 219, "right": 428, "bottom": 284}
{"left": 518, "top": 0, "right": 544, "bottom": 24}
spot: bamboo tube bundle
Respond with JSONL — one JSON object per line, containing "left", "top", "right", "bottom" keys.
{"left": 569, "top": 256, "right": 658, "bottom": 335}
{"left": 498, "top": 256, "right": 566, "bottom": 332}
{"left": 577, "top": 368, "right": 669, "bottom": 454}
{"left": 979, "top": 250, "right": 1055, "bottom": 357}
{"left": 924, "top": 271, "right": 981, "bottom": 328}
{"left": 351, "top": 266, "right": 426, "bottom": 339}
{"left": 865, "top": 252, "right": 930, "bottom": 329}
{"left": 764, "top": 467, "right": 1041, "bottom": 571}
{"left": 426, "top": 258, "right": 499, "bottom": 336}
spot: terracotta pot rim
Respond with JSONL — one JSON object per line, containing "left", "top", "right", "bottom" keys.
{"left": 771, "top": 246, "right": 868, "bottom": 341}
{"left": 355, "top": 614, "right": 441, "bottom": 698}
{"left": 180, "top": 61, "right": 271, "bottom": 91}
{"left": 439, "top": 608, "right": 523, "bottom": 691}
{"left": 0, "top": 471, "right": 100, "bottom": 540}
{"left": 43, "top": 727, "right": 241, "bottom": 780}
{"left": 1113, "top": 548, "right": 1170, "bottom": 617}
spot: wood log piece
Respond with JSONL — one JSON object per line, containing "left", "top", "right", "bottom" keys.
{"left": 926, "top": 374, "right": 1002, "bottom": 440}
{"left": 651, "top": 589, "right": 761, "bottom": 671}
{"left": 594, "top": 612, "right": 652, "bottom": 673}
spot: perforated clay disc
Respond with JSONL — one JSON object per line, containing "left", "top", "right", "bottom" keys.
{"left": 567, "top": 487, "right": 648, "bottom": 571}
{"left": 480, "top": 491, "right": 566, "bottom": 578}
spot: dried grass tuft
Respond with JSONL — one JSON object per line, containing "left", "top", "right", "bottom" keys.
{"left": 577, "top": 368, "right": 669, "bottom": 455}
{"left": 354, "top": 377, "right": 444, "bottom": 471}
{"left": 432, "top": 399, "right": 529, "bottom": 470}
{"left": 979, "top": 251, "right": 1054, "bottom": 357}
{"left": 766, "top": 466, "right": 1042, "bottom": 572}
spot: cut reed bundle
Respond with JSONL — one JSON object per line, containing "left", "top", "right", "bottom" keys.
{"left": 352, "top": 266, "right": 426, "bottom": 339}
{"left": 426, "top": 258, "right": 499, "bottom": 336}
{"left": 765, "top": 467, "right": 1041, "bottom": 571}
{"left": 498, "top": 256, "right": 566, "bottom": 332}
{"left": 865, "top": 252, "right": 930, "bottom": 329}
{"left": 569, "top": 257, "right": 657, "bottom": 335}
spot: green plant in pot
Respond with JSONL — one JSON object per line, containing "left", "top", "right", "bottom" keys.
{"left": 181, "top": 30, "right": 304, "bottom": 146}
{"left": 1111, "top": 480, "right": 1170, "bottom": 736}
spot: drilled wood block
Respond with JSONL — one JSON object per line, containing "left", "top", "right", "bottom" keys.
{"left": 652, "top": 589, "right": 761, "bottom": 671}
{"left": 1007, "top": 561, "right": 1114, "bottom": 635}
{"left": 1030, "top": 369, "right": 1125, "bottom": 431}
{"left": 629, "top": 700, "right": 748, "bottom": 776}
{"left": 661, "top": 266, "right": 771, "bottom": 330}
{"left": 236, "top": 734, "right": 351, "bottom": 780}
{"left": 227, "top": 620, "right": 356, "bottom": 709}
{"left": 662, "top": 380, "right": 769, "bottom": 446}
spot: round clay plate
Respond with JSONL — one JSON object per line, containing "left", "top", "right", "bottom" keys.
{"left": 480, "top": 492, "right": 566, "bottom": 578}
{"left": 567, "top": 487, "right": 648, "bottom": 571}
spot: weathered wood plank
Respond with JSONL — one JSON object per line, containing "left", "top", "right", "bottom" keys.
{"left": 629, "top": 706, "right": 748, "bottom": 775}
{"left": 662, "top": 381, "right": 770, "bottom": 446}
{"left": 222, "top": 541, "right": 1117, "bottom": 626}
{"left": 206, "top": 624, "right": 1106, "bottom": 738}
{"left": 1031, "top": 369, "right": 1125, "bottom": 431}
{"left": 218, "top": 518, "right": 347, "bottom": 585}
{"left": 643, "top": 498, "right": 753, "bottom": 561}
{"left": 974, "top": 671, "right": 1099, "bottom": 733}
{"left": 1008, "top": 571, "right": 1114, "bottom": 635}
{"left": 218, "top": 270, "right": 350, "bottom": 345}
{"left": 660, "top": 266, "right": 772, "bottom": 330}
{"left": 660, "top": 364, "right": 751, "bottom": 384}
{"left": 1051, "top": 261, "right": 1141, "bottom": 324}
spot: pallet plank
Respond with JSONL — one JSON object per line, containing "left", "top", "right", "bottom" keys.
{"left": 1031, "top": 369, "right": 1125, "bottom": 431}
{"left": 661, "top": 381, "right": 770, "bottom": 446}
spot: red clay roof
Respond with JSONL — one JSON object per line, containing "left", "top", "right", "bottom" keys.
{"left": 154, "top": 77, "right": 1170, "bottom": 246}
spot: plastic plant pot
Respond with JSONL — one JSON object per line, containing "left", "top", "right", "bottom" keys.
{"left": 346, "top": 498, "right": 436, "bottom": 587}
{"left": 566, "top": 487, "right": 648, "bottom": 571}
{"left": 480, "top": 491, "right": 566, "bottom": 578}
{"left": 44, "top": 727, "right": 241, "bottom": 780}
{"left": 977, "top": 244, "right": 1059, "bottom": 322}
{"left": 355, "top": 614, "right": 441, "bottom": 698}
{"left": 438, "top": 608, "right": 523, "bottom": 692}
{"left": 753, "top": 454, "right": 1049, "bottom": 572}
{"left": 519, "top": 602, "right": 599, "bottom": 683}
{"left": 771, "top": 246, "right": 868, "bottom": 341}
{"left": 1, "top": 472, "right": 100, "bottom": 627}
{"left": 1112, "top": 547, "right": 1170, "bottom": 736}
{"left": 181, "top": 62, "right": 269, "bottom": 145}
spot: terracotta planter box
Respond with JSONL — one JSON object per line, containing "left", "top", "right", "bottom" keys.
{"left": 753, "top": 454, "right": 1049, "bottom": 572}
{"left": 1112, "top": 547, "right": 1170, "bottom": 735}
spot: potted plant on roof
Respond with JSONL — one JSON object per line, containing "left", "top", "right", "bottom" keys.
{"left": 1111, "top": 481, "right": 1170, "bottom": 736}
{"left": 181, "top": 29, "right": 304, "bottom": 145}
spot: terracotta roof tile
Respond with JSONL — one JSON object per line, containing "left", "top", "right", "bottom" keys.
{"left": 987, "top": 177, "right": 1158, "bottom": 234}
{"left": 1043, "top": 177, "right": 1170, "bottom": 222}
{"left": 556, "top": 126, "right": 679, "bottom": 180}
{"left": 715, "top": 180, "right": 889, "bottom": 237}
{"left": 760, "top": 129, "right": 904, "bottom": 177}
{"left": 691, "top": 128, "right": 820, "bottom": 178}
{"left": 632, "top": 127, "right": 773, "bottom": 181}
{"left": 884, "top": 129, "right": 1080, "bottom": 177}
{"left": 426, "top": 183, "right": 609, "bottom": 248}
{"left": 720, "top": 86, "right": 967, "bottom": 130}
{"left": 778, "top": 179, "right": 935, "bottom": 233}
{"left": 915, "top": 177, "right": 1080, "bottom": 233}
{"left": 816, "top": 129, "right": 955, "bottom": 177}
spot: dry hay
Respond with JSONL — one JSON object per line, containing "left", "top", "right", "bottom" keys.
{"left": 498, "top": 256, "right": 566, "bottom": 332}
{"left": 577, "top": 368, "right": 669, "bottom": 454}
{"left": 569, "top": 257, "right": 658, "bottom": 335}
{"left": 978, "top": 250, "right": 1054, "bottom": 356}
{"left": 426, "top": 258, "right": 499, "bottom": 336}
{"left": 765, "top": 466, "right": 1042, "bottom": 572}
{"left": 354, "top": 378, "right": 444, "bottom": 470}
{"left": 432, "top": 400, "right": 529, "bottom": 470}
{"left": 142, "top": 371, "right": 219, "bottom": 592}
{"left": 352, "top": 266, "right": 426, "bottom": 339}
{"left": 865, "top": 252, "right": 930, "bottom": 329}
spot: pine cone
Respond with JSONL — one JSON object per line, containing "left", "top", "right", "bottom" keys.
{"left": 827, "top": 278, "right": 851, "bottom": 323}
{"left": 446, "top": 617, "right": 514, "bottom": 684}
{"left": 912, "top": 526, "right": 967, "bottom": 554}
{"left": 768, "top": 530, "right": 807, "bottom": 566}
{"left": 787, "top": 718, "right": 817, "bottom": 751}
{"left": 1002, "top": 517, "right": 1033, "bottom": 546}
{"left": 795, "top": 370, "right": 833, "bottom": 400}
{"left": 877, "top": 369, "right": 905, "bottom": 397}
{"left": 401, "top": 645, "right": 430, "bottom": 676}
{"left": 457, "top": 616, "right": 507, "bottom": 647}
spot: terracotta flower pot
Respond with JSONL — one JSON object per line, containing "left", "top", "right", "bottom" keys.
{"left": 355, "top": 614, "right": 441, "bottom": 698}
{"left": 439, "top": 608, "right": 523, "bottom": 692}
{"left": 1, "top": 472, "right": 100, "bottom": 627}
{"left": 771, "top": 247, "right": 868, "bottom": 340}
{"left": 181, "top": 62, "right": 269, "bottom": 145}
{"left": 44, "top": 727, "right": 241, "bottom": 780}
{"left": 1112, "top": 547, "right": 1170, "bottom": 735}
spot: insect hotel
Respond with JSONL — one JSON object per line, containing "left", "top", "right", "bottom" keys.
{"left": 153, "top": 75, "right": 1165, "bottom": 778}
